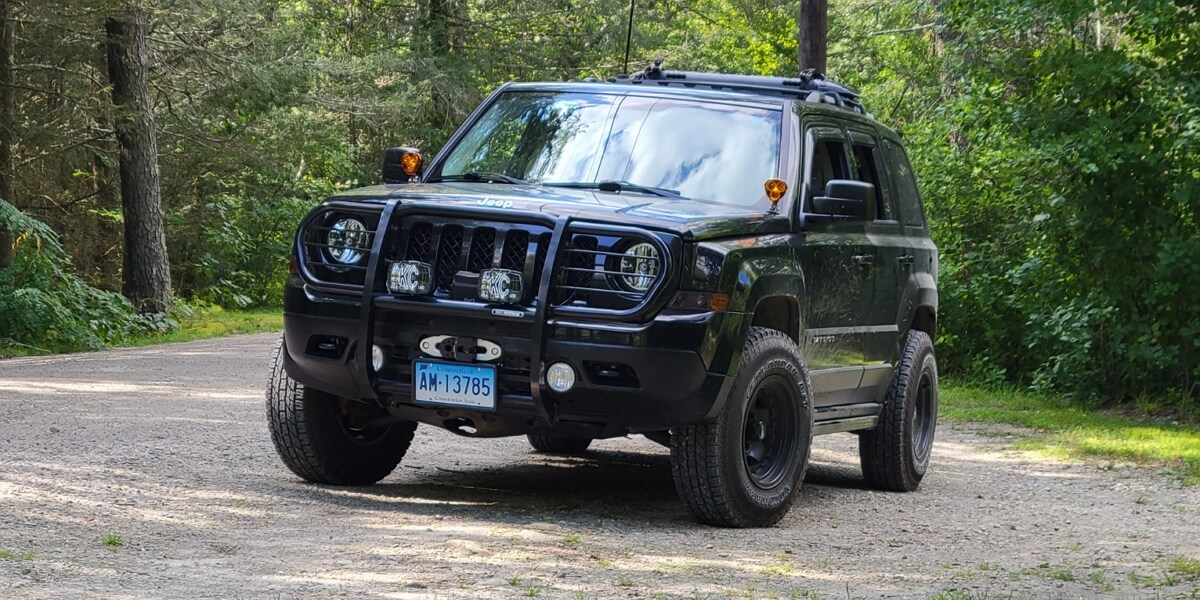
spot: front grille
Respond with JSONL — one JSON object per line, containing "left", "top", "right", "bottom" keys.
{"left": 434, "top": 225, "right": 464, "bottom": 291}
{"left": 389, "top": 218, "right": 552, "bottom": 305}
{"left": 300, "top": 207, "right": 382, "bottom": 290}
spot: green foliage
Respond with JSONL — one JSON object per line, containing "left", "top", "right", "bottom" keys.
{"left": 925, "top": 0, "right": 1200, "bottom": 404}
{"left": 0, "top": 200, "right": 155, "bottom": 352}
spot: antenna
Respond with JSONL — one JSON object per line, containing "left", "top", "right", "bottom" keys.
{"left": 622, "top": 0, "right": 635, "bottom": 74}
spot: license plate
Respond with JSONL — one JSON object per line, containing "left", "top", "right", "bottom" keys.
{"left": 412, "top": 360, "right": 497, "bottom": 410}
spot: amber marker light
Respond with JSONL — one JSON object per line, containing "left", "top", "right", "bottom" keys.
{"left": 708, "top": 293, "right": 729, "bottom": 312}
{"left": 669, "top": 291, "right": 730, "bottom": 313}
{"left": 764, "top": 178, "right": 788, "bottom": 209}
{"left": 400, "top": 150, "right": 423, "bottom": 178}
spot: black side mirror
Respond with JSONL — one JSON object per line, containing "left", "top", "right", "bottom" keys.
{"left": 382, "top": 146, "right": 423, "bottom": 184}
{"left": 810, "top": 179, "right": 872, "bottom": 221}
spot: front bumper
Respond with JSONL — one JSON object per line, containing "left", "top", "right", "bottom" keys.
{"left": 282, "top": 280, "right": 731, "bottom": 437}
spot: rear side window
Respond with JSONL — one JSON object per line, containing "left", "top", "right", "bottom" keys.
{"left": 850, "top": 143, "right": 890, "bottom": 221}
{"left": 882, "top": 140, "right": 925, "bottom": 227}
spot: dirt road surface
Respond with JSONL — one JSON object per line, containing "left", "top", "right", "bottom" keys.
{"left": 1, "top": 334, "right": 1196, "bottom": 599}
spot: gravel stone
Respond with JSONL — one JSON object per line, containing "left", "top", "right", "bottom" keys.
{"left": 0, "top": 333, "right": 1196, "bottom": 599}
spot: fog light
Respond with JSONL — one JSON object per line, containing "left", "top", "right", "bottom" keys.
{"left": 478, "top": 268, "right": 523, "bottom": 304}
{"left": 371, "top": 344, "right": 384, "bottom": 372}
{"left": 388, "top": 261, "right": 432, "bottom": 295}
{"left": 546, "top": 362, "right": 576, "bottom": 393}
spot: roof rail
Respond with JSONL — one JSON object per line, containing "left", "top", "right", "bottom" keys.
{"left": 607, "top": 59, "right": 871, "bottom": 118}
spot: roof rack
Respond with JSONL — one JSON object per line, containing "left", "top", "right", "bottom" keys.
{"left": 607, "top": 59, "right": 870, "bottom": 118}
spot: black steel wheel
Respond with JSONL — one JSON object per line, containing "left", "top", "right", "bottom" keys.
{"left": 859, "top": 330, "right": 939, "bottom": 492}
{"left": 670, "top": 327, "right": 813, "bottom": 528}
{"left": 742, "top": 375, "right": 800, "bottom": 489}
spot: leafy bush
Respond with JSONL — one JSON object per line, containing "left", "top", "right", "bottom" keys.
{"left": 0, "top": 200, "right": 155, "bottom": 352}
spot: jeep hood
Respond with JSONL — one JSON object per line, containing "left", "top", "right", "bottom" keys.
{"left": 327, "top": 182, "right": 790, "bottom": 240}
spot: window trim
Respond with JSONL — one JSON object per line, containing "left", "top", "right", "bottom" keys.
{"left": 846, "top": 128, "right": 898, "bottom": 225}
{"left": 800, "top": 125, "right": 851, "bottom": 214}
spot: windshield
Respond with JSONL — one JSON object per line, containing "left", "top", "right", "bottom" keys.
{"left": 438, "top": 91, "right": 783, "bottom": 208}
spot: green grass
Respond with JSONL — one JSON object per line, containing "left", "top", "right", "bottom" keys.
{"left": 100, "top": 534, "right": 124, "bottom": 548}
{"left": 1168, "top": 556, "right": 1200, "bottom": 579}
{"left": 124, "top": 307, "right": 282, "bottom": 347}
{"left": 0, "top": 307, "right": 282, "bottom": 359}
{"left": 941, "top": 383, "right": 1200, "bottom": 485}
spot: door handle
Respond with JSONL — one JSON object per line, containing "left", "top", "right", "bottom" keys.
{"left": 852, "top": 254, "right": 874, "bottom": 267}
{"left": 898, "top": 254, "right": 915, "bottom": 269}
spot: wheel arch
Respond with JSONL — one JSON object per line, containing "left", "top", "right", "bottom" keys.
{"left": 910, "top": 304, "right": 936, "bottom": 338}
{"left": 750, "top": 295, "right": 801, "bottom": 344}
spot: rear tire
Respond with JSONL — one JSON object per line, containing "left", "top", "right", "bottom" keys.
{"left": 859, "top": 330, "right": 938, "bottom": 491}
{"left": 527, "top": 434, "right": 592, "bottom": 454}
{"left": 670, "top": 327, "right": 814, "bottom": 528}
{"left": 266, "top": 339, "right": 416, "bottom": 485}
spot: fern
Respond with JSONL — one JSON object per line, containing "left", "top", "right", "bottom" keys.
{"left": 0, "top": 199, "right": 148, "bottom": 352}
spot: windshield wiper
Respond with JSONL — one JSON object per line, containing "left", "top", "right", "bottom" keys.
{"left": 429, "top": 172, "right": 529, "bottom": 185}
{"left": 544, "top": 180, "right": 682, "bottom": 198}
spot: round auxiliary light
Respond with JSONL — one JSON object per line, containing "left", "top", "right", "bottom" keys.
{"left": 546, "top": 362, "right": 577, "bottom": 393}
{"left": 371, "top": 344, "right": 384, "bottom": 372}
{"left": 619, "top": 243, "right": 660, "bottom": 292}
{"left": 326, "top": 217, "right": 368, "bottom": 265}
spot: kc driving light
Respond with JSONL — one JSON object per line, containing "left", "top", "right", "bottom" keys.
{"left": 619, "top": 243, "right": 660, "bottom": 292}
{"left": 478, "top": 268, "right": 523, "bottom": 304}
{"left": 371, "top": 344, "right": 384, "bottom": 372}
{"left": 326, "top": 217, "right": 368, "bottom": 265}
{"left": 387, "top": 261, "right": 433, "bottom": 295}
{"left": 546, "top": 362, "right": 576, "bottom": 393}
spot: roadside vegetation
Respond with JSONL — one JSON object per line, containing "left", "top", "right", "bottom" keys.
{"left": 0, "top": 303, "right": 281, "bottom": 359}
{"left": 942, "top": 383, "right": 1200, "bottom": 485}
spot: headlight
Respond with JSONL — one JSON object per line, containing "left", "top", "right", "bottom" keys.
{"left": 619, "top": 243, "right": 660, "bottom": 292}
{"left": 326, "top": 218, "right": 368, "bottom": 265}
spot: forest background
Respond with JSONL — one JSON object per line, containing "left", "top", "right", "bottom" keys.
{"left": 0, "top": 0, "right": 1196, "bottom": 410}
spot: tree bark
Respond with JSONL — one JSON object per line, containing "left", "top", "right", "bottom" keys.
{"left": 105, "top": 2, "right": 172, "bottom": 313}
{"left": 798, "top": 0, "right": 828, "bottom": 74}
{"left": 0, "top": 0, "right": 15, "bottom": 269}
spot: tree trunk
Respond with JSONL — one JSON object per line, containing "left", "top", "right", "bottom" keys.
{"left": 0, "top": 0, "right": 15, "bottom": 269}
{"left": 105, "top": 3, "right": 172, "bottom": 313}
{"left": 798, "top": 0, "right": 828, "bottom": 74}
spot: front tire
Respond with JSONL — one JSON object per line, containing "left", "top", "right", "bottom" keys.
{"left": 670, "top": 327, "right": 814, "bottom": 528}
{"left": 526, "top": 434, "right": 592, "bottom": 454}
{"left": 859, "top": 330, "right": 938, "bottom": 491}
{"left": 266, "top": 339, "right": 417, "bottom": 485}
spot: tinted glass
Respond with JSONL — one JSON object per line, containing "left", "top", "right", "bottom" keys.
{"left": 807, "top": 138, "right": 848, "bottom": 207}
{"left": 883, "top": 140, "right": 925, "bottom": 227}
{"left": 851, "top": 143, "right": 889, "bottom": 220}
{"left": 440, "top": 92, "right": 783, "bottom": 208}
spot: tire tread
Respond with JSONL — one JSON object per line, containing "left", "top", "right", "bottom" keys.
{"left": 671, "top": 327, "right": 813, "bottom": 528}
{"left": 266, "top": 339, "right": 416, "bottom": 485}
{"left": 859, "top": 330, "right": 934, "bottom": 491}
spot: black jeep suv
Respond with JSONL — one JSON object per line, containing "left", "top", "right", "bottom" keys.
{"left": 266, "top": 64, "right": 939, "bottom": 528}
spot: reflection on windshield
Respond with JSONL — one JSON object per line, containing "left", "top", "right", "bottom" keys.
{"left": 439, "top": 91, "right": 782, "bottom": 208}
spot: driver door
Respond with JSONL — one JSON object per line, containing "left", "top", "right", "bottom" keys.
{"left": 795, "top": 123, "right": 871, "bottom": 407}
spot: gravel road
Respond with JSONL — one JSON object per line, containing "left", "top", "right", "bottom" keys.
{"left": 0, "top": 334, "right": 1196, "bottom": 599}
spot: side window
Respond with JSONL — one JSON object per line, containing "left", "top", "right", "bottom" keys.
{"left": 807, "top": 137, "right": 849, "bottom": 208}
{"left": 849, "top": 142, "right": 891, "bottom": 221}
{"left": 883, "top": 140, "right": 925, "bottom": 227}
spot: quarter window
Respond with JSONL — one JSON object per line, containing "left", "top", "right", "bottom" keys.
{"left": 883, "top": 140, "right": 925, "bottom": 227}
